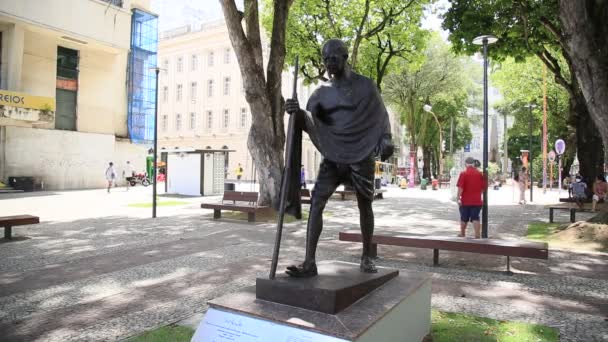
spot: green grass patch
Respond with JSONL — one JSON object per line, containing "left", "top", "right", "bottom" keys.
{"left": 128, "top": 201, "right": 189, "bottom": 208}
{"left": 127, "top": 325, "right": 194, "bottom": 342}
{"left": 431, "top": 310, "right": 559, "bottom": 342}
{"left": 526, "top": 222, "right": 560, "bottom": 241}
{"left": 128, "top": 311, "right": 558, "bottom": 342}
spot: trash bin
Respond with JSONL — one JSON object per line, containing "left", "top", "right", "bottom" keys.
{"left": 224, "top": 182, "right": 235, "bottom": 191}
{"left": 374, "top": 178, "right": 382, "bottom": 189}
{"left": 420, "top": 178, "right": 428, "bottom": 190}
{"left": 9, "top": 176, "right": 35, "bottom": 192}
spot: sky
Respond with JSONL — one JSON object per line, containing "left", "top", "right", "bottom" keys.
{"left": 152, "top": 0, "right": 450, "bottom": 39}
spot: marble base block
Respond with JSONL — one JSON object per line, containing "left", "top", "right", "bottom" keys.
{"left": 192, "top": 263, "right": 431, "bottom": 342}
{"left": 256, "top": 261, "right": 399, "bottom": 314}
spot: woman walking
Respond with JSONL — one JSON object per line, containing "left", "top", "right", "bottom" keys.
{"left": 518, "top": 167, "right": 528, "bottom": 204}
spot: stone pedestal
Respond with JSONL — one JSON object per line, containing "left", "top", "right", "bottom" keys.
{"left": 192, "top": 262, "right": 431, "bottom": 342}
{"left": 256, "top": 261, "right": 399, "bottom": 314}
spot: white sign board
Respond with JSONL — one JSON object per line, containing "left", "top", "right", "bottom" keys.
{"left": 548, "top": 151, "right": 556, "bottom": 162}
{"left": 555, "top": 139, "right": 566, "bottom": 155}
{"left": 192, "top": 308, "right": 349, "bottom": 342}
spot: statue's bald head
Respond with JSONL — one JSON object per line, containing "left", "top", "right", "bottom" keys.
{"left": 322, "top": 39, "right": 349, "bottom": 59}
{"left": 322, "top": 39, "right": 349, "bottom": 77}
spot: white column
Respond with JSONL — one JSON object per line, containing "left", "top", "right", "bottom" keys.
{"left": 6, "top": 23, "right": 24, "bottom": 91}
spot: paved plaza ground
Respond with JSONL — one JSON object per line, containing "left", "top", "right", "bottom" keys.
{"left": 0, "top": 183, "right": 606, "bottom": 341}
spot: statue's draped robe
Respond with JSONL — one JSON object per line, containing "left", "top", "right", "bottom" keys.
{"left": 285, "top": 73, "right": 391, "bottom": 218}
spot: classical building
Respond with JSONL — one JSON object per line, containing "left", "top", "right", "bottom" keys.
{"left": 158, "top": 20, "right": 321, "bottom": 181}
{"left": 0, "top": 0, "right": 158, "bottom": 189}
{"left": 158, "top": 19, "right": 404, "bottom": 183}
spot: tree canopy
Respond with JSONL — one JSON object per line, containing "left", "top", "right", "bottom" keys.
{"left": 264, "top": 0, "right": 431, "bottom": 89}
{"left": 383, "top": 35, "right": 475, "bottom": 178}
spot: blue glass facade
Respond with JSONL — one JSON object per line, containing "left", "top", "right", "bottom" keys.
{"left": 127, "top": 9, "right": 158, "bottom": 144}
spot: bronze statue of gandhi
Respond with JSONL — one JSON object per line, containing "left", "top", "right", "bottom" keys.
{"left": 284, "top": 39, "right": 393, "bottom": 277}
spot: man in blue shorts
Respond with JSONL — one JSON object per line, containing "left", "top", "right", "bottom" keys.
{"left": 456, "top": 157, "right": 486, "bottom": 238}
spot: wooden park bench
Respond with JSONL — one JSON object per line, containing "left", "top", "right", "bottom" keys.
{"left": 559, "top": 197, "right": 592, "bottom": 203}
{"left": 201, "top": 191, "right": 267, "bottom": 222}
{"left": 548, "top": 203, "right": 605, "bottom": 223}
{"left": 301, "top": 188, "right": 311, "bottom": 204}
{"left": 1, "top": 215, "right": 40, "bottom": 240}
{"left": 334, "top": 189, "right": 386, "bottom": 200}
{"left": 339, "top": 230, "right": 548, "bottom": 274}
{"left": 548, "top": 205, "right": 578, "bottom": 223}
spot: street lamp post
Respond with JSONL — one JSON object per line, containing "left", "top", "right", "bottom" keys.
{"left": 150, "top": 67, "right": 160, "bottom": 218}
{"left": 473, "top": 34, "right": 498, "bottom": 239}
{"left": 423, "top": 104, "right": 443, "bottom": 177}
{"left": 527, "top": 104, "right": 536, "bottom": 203}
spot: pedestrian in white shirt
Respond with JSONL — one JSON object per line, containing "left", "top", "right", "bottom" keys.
{"left": 105, "top": 162, "right": 116, "bottom": 193}
{"left": 123, "top": 161, "right": 134, "bottom": 191}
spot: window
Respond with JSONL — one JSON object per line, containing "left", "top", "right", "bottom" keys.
{"left": 208, "top": 51, "right": 214, "bottom": 66}
{"left": 190, "top": 82, "right": 197, "bottom": 102}
{"left": 207, "top": 79, "right": 213, "bottom": 97}
{"left": 176, "top": 113, "right": 182, "bottom": 131}
{"left": 223, "top": 77, "right": 230, "bottom": 96}
{"left": 191, "top": 54, "right": 198, "bottom": 71}
{"left": 162, "top": 86, "right": 168, "bottom": 102}
{"left": 176, "top": 84, "right": 182, "bottom": 101}
{"left": 56, "top": 46, "right": 79, "bottom": 131}
{"left": 177, "top": 56, "right": 183, "bottom": 72}
{"left": 161, "top": 115, "right": 168, "bottom": 132}
{"left": 224, "top": 48, "right": 230, "bottom": 64}
{"left": 240, "top": 107, "right": 247, "bottom": 128}
{"left": 163, "top": 59, "right": 169, "bottom": 74}
{"left": 223, "top": 109, "right": 229, "bottom": 128}
{"left": 190, "top": 112, "right": 196, "bottom": 130}
{"left": 206, "top": 110, "right": 213, "bottom": 129}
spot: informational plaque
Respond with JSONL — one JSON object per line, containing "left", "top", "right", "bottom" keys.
{"left": 191, "top": 308, "right": 349, "bottom": 342}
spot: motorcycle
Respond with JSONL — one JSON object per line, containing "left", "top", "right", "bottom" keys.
{"left": 127, "top": 173, "right": 150, "bottom": 187}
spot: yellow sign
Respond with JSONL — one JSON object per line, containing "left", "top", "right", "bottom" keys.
{"left": 0, "top": 90, "right": 55, "bottom": 111}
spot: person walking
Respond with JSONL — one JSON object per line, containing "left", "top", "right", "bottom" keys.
{"left": 456, "top": 157, "right": 486, "bottom": 239}
{"left": 518, "top": 166, "right": 528, "bottom": 204}
{"left": 123, "top": 160, "right": 134, "bottom": 191}
{"left": 105, "top": 162, "right": 116, "bottom": 193}
{"left": 235, "top": 163, "right": 243, "bottom": 183}
{"left": 300, "top": 165, "right": 307, "bottom": 189}
{"left": 592, "top": 175, "right": 607, "bottom": 212}
{"left": 570, "top": 175, "right": 587, "bottom": 209}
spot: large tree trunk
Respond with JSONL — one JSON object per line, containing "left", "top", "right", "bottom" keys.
{"left": 571, "top": 90, "right": 604, "bottom": 192}
{"left": 422, "top": 146, "right": 431, "bottom": 180}
{"left": 220, "top": 0, "right": 291, "bottom": 207}
{"left": 559, "top": 1, "right": 608, "bottom": 150}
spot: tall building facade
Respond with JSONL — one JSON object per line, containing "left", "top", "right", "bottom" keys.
{"left": 0, "top": 0, "right": 158, "bottom": 189}
{"left": 158, "top": 20, "right": 321, "bottom": 181}
{"left": 159, "top": 20, "right": 404, "bottom": 182}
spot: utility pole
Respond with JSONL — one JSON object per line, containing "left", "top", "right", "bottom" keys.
{"left": 528, "top": 104, "right": 535, "bottom": 203}
{"left": 450, "top": 117, "right": 454, "bottom": 154}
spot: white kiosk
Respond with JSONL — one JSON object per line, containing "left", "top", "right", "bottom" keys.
{"left": 161, "top": 148, "right": 234, "bottom": 196}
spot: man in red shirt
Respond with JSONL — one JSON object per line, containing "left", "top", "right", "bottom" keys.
{"left": 456, "top": 157, "right": 487, "bottom": 238}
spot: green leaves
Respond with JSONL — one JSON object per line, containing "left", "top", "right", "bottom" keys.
{"left": 262, "top": 0, "right": 431, "bottom": 87}
{"left": 383, "top": 35, "right": 475, "bottom": 153}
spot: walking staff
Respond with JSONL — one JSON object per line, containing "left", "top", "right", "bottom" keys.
{"left": 269, "top": 56, "right": 299, "bottom": 279}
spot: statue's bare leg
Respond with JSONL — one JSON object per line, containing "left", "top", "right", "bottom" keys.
{"left": 356, "top": 191, "right": 377, "bottom": 273}
{"left": 287, "top": 161, "right": 339, "bottom": 278}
